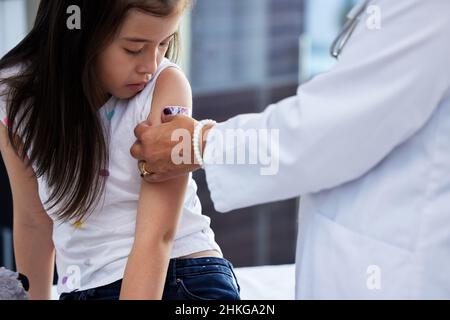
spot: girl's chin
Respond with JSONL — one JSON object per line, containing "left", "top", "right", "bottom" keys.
{"left": 111, "top": 90, "right": 139, "bottom": 100}
{"left": 113, "top": 85, "right": 146, "bottom": 99}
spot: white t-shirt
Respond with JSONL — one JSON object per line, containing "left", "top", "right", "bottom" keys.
{"left": 0, "top": 58, "right": 222, "bottom": 294}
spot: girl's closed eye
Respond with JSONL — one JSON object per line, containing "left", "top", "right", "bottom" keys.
{"left": 125, "top": 41, "right": 171, "bottom": 55}
{"left": 125, "top": 48, "right": 143, "bottom": 55}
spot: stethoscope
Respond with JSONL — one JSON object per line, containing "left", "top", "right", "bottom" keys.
{"left": 330, "top": 0, "right": 371, "bottom": 59}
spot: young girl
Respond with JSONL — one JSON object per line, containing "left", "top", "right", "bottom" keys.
{"left": 0, "top": 0, "right": 240, "bottom": 300}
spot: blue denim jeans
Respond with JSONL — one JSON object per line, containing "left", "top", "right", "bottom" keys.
{"left": 59, "top": 257, "right": 241, "bottom": 300}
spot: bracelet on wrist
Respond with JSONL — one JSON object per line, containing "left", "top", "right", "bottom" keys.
{"left": 193, "top": 119, "right": 216, "bottom": 168}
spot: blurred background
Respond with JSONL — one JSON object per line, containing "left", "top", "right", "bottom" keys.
{"left": 0, "top": 0, "right": 359, "bottom": 270}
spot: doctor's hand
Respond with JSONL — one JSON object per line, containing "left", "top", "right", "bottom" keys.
{"left": 130, "top": 108, "right": 215, "bottom": 183}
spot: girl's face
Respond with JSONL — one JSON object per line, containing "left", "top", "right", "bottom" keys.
{"left": 96, "top": 7, "right": 183, "bottom": 103}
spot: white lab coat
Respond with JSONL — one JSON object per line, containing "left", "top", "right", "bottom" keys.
{"left": 203, "top": 0, "right": 450, "bottom": 299}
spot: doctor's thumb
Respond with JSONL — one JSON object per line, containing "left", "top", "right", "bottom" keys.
{"left": 162, "top": 106, "right": 190, "bottom": 123}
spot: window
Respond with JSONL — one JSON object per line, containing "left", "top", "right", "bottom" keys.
{"left": 300, "top": 0, "right": 359, "bottom": 81}
{"left": 0, "top": 0, "right": 28, "bottom": 57}
{"left": 189, "top": 0, "right": 303, "bottom": 95}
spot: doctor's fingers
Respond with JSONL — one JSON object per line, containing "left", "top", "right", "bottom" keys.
{"left": 134, "top": 121, "right": 152, "bottom": 140}
{"left": 130, "top": 139, "right": 162, "bottom": 165}
{"left": 130, "top": 141, "right": 145, "bottom": 161}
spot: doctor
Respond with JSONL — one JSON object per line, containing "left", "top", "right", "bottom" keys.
{"left": 131, "top": 0, "right": 450, "bottom": 299}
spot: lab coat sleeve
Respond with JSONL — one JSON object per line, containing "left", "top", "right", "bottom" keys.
{"left": 203, "top": 0, "right": 450, "bottom": 213}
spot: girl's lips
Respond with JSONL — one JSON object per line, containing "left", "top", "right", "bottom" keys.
{"left": 126, "top": 83, "right": 146, "bottom": 91}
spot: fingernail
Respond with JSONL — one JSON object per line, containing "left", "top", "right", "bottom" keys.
{"left": 164, "top": 106, "right": 190, "bottom": 116}
{"left": 163, "top": 108, "right": 174, "bottom": 115}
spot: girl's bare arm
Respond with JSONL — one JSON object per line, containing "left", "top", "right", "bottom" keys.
{"left": 120, "top": 67, "right": 192, "bottom": 299}
{"left": 0, "top": 124, "right": 55, "bottom": 300}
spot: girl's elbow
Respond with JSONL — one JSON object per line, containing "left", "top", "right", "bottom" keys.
{"left": 134, "top": 229, "right": 177, "bottom": 250}
{"left": 162, "top": 229, "right": 177, "bottom": 244}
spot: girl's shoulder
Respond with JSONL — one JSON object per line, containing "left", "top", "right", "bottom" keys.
{"left": 130, "top": 58, "right": 186, "bottom": 123}
{"left": 0, "top": 64, "right": 21, "bottom": 117}
{"left": 0, "top": 63, "right": 27, "bottom": 82}
{"left": 0, "top": 63, "right": 28, "bottom": 98}
{"left": 138, "top": 58, "right": 180, "bottom": 100}
{"left": 0, "top": 63, "right": 30, "bottom": 127}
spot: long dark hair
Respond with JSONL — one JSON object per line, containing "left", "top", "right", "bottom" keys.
{"left": 0, "top": 0, "right": 188, "bottom": 222}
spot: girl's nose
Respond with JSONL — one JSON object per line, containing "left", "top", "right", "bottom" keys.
{"left": 137, "top": 56, "right": 157, "bottom": 79}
